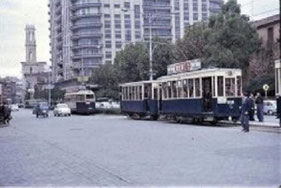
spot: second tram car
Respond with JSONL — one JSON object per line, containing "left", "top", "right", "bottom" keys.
{"left": 120, "top": 68, "right": 243, "bottom": 124}
{"left": 64, "top": 90, "right": 96, "bottom": 114}
{"left": 275, "top": 60, "right": 281, "bottom": 125}
{"left": 120, "top": 81, "right": 160, "bottom": 119}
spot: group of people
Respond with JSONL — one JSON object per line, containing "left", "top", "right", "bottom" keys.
{"left": 240, "top": 92, "right": 264, "bottom": 132}
{"left": 0, "top": 102, "right": 12, "bottom": 125}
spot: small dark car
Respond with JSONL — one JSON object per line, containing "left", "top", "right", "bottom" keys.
{"left": 33, "top": 102, "right": 49, "bottom": 118}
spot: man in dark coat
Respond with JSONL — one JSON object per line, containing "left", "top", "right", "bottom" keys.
{"left": 248, "top": 93, "right": 255, "bottom": 121}
{"left": 255, "top": 92, "right": 264, "bottom": 122}
{"left": 241, "top": 92, "right": 251, "bottom": 132}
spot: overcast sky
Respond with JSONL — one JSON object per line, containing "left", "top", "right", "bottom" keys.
{"left": 0, "top": 0, "right": 279, "bottom": 78}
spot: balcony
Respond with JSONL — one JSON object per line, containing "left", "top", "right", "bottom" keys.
{"left": 55, "top": 15, "right": 62, "bottom": 23}
{"left": 71, "top": 32, "right": 102, "bottom": 39}
{"left": 71, "top": 54, "right": 103, "bottom": 60}
{"left": 56, "top": 33, "right": 63, "bottom": 41}
{"left": 71, "top": 43, "right": 102, "bottom": 50}
{"left": 143, "top": 3, "right": 171, "bottom": 10}
{"left": 70, "top": 22, "right": 102, "bottom": 30}
{"left": 70, "top": 2, "right": 101, "bottom": 11}
{"left": 56, "top": 41, "right": 63, "bottom": 50}
{"left": 70, "top": 13, "right": 102, "bottom": 21}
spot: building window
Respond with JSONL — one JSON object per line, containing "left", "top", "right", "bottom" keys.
{"left": 114, "top": 4, "right": 120, "bottom": 8}
{"left": 104, "top": 4, "right": 110, "bottom": 8}
{"left": 116, "top": 41, "right": 122, "bottom": 48}
{"left": 104, "top": 14, "right": 110, "bottom": 18}
{"left": 267, "top": 27, "right": 274, "bottom": 48}
{"left": 105, "top": 51, "right": 112, "bottom": 58}
{"left": 105, "top": 41, "right": 111, "bottom": 48}
{"left": 124, "top": 2, "right": 130, "bottom": 8}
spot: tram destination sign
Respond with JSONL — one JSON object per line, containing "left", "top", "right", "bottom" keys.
{"left": 167, "top": 59, "right": 201, "bottom": 75}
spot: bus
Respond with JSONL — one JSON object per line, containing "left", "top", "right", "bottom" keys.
{"left": 64, "top": 90, "right": 96, "bottom": 114}
{"left": 275, "top": 59, "right": 281, "bottom": 126}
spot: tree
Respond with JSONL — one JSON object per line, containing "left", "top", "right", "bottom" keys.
{"left": 152, "top": 38, "right": 176, "bottom": 78}
{"left": 114, "top": 42, "right": 149, "bottom": 83}
{"left": 175, "top": 23, "right": 208, "bottom": 62}
{"left": 90, "top": 63, "right": 120, "bottom": 100}
{"left": 203, "top": 0, "right": 260, "bottom": 72}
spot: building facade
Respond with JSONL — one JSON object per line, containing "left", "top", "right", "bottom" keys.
{"left": 49, "top": 0, "right": 223, "bottom": 83}
{"left": 0, "top": 77, "right": 24, "bottom": 104}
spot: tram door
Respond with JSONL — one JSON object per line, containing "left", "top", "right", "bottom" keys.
{"left": 144, "top": 83, "right": 152, "bottom": 112}
{"left": 202, "top": 77, "right": 212, "bottom": 112}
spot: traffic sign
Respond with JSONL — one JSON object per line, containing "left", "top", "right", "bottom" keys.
{"left": 263, "top": 84, "right": 269, "bottom": 91}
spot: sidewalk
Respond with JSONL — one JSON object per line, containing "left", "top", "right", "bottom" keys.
{"left": 249, "top": 115, "right": 280, "bottom": 128}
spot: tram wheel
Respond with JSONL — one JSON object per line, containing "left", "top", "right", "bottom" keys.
{"left": 150, "top": 115, "right": 159, "bottom": 121}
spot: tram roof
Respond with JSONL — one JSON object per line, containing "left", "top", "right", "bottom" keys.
{"left": 65, "top": 89, "right": 95, "bottom": 96}
{"left": 120, "top": 80, "right": 158, "bottom": 87}
{"left": 157, "top": 68, "right": 242, "bottom": 81}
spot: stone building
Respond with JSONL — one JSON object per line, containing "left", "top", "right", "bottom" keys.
{"left": 20, "top": 25, "right": 50, "bottom": 100}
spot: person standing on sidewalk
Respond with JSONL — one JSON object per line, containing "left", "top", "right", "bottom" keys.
{"left": 255, "top": 92, "right": 264, "bottom": 122}
{"left": 249, "top": 93, "right": 255, "bottom": 121}
{"left": 241, "top": 92, "right": 251, "bottom": 132}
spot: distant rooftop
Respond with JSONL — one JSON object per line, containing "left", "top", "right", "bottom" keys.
{"left": 252, "top": 14, "right": 280, "bottom": 28}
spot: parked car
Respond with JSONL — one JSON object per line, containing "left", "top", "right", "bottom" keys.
{"left": 53, "top": 103, "right": 71, "bottom": 117}
{"left": 263, "top": 100, "right": 277, "bottom": 115}
{"left": 10, "top": 104, "right": 19, "bottom": 111}
{"left": 33, "top": 102, "right": 49, "bottom": 118}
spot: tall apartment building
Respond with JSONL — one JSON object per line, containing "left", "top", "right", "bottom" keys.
{"left": 49, "top": 0, "right": 223, "bottom": 83}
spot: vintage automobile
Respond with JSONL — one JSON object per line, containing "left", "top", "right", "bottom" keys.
{"left": 33, "top": 102, "right": 49, "bottom": 118}
{"left": 53, "top": 103, "right": 71, "bottom": 117}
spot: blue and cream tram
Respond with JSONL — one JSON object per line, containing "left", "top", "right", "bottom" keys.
{"left": 120, "top": 68, "right": 243, "bottom": 124}
{"left": 120, "top": 81, "right": 160, "bottom": 119}
{"left": 64, "top": 90, "right": 96, "bottom": 114}
{"left": 158, "top": 68, "right": 243, "bottom": 123}
{"left": 275, "top": 60, "right": 281, "bottom": 125}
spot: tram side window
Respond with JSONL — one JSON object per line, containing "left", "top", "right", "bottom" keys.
{"left": 237, "top": 76, "right": 242, "bottom": 96}
{"left": 188, "top": 79, "right": 194, "bottom": 98}
{"left": 225, "top": 78, "right": 235, "bottom": 97}
{"left": 212, "top": 77, "right": 216, "bottom": 97}
{"left": 144, "top": 85, "right": 151, "bottom": 99}
{"left": 183, "top": 80, "right": 188, "bottom": 98}
{"left": 162, "top": 83, "right": 167, "bottom": 99}
{"left": 169, "top": 82, "right": 173, "bottom": 99}
{"left": 172, "top": 81, "right": 177, "bottom": 98}
{"left": 177, "top": 80, "right": 182, "bottom": 98}
{"left": 195, "top": 78, "right": 200, "bottom": 97}
{"left": 132, "top": 87, "right": 136, "bottom": 100}
{"left": 217, "top": 76, "right": 224, "bottom": 97}
{"left": 125, "top": 87, "right": 128, "bottom": 100}
{"left": 139, "top": 86, "right": 143, "bottom": 100}
{"left": 129, "top": 87, "right": 132, "bottom": 100}
{"left": 153, "top": 88, "right": 158, "bottom": 100}
{"left": 77, "top": 95, "right": 84, "bottom": 101}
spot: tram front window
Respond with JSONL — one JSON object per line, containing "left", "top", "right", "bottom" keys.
{"left": 218, "top": 76, "right": 224, "bottom": 97}
{"left": 225, "top": 78, "right": 235, "bottom": 97}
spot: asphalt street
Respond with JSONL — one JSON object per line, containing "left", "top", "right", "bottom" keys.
{"left": 0, "top": 109, "right": 280, "bottom": 186}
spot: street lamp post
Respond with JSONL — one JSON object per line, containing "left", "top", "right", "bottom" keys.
{"left": 148, "top": 15, "right": 153, "bottom": 81}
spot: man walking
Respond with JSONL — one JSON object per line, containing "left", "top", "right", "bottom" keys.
{"left": 241, "top": 92, "right": 251, "bottom": 132}
{"left": 255, "top": 92, "right": 264, "bottom": 122}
